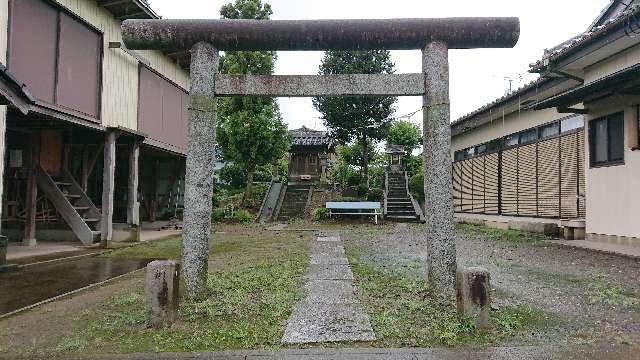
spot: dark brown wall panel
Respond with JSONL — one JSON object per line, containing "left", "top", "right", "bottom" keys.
{"left": 138, "top": 67, "right": 164, "bottom": 141}
{"left": 161, "top": 80, "right": 183, "bottom": 149}
{"left": 138, "top": 67, "right": 188, "bottom": 151}
{"left": 8, "top": 0, "right": 58, "bottom": 103}
{"left": 56, "top": 12, "right": 101, "bottom": 119}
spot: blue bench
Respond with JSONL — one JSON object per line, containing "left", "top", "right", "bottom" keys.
{"left": 326, "top": 202, "right": 382, "bottom": 224}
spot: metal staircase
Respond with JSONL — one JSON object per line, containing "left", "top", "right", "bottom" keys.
{"left": 35, "top": 165, "right": 102, "bottom": 245}
{"left": 384, "top": 171, "right": 424, "bottom": 222}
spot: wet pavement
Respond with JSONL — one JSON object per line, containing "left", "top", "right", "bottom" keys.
{"left": 0, "top": 256, "right": 151, "bottom": 316}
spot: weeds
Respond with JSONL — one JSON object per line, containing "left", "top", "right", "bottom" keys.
{"left": 457, "top": 223, "right": 548, "bottom": 246}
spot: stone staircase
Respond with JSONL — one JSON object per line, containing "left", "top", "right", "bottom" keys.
{"left": 385, "top": 172, "right": 420, "bottom": 222}
{"left": 277, "top": 184, "right": 311, "bottom": 221}
{"left": 35, "top": 165, "right": 102, "bottom": 245}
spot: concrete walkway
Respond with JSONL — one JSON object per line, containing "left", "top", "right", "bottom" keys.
{"left": 281, "top": 234, "right": 375, "bottom": 344}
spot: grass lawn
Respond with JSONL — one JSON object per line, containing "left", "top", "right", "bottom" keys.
{"left": 49, "top": 225, "right": 311, "bottom": 354}
{"left": 346, "top": 249, "right": 555, "bottom": 347}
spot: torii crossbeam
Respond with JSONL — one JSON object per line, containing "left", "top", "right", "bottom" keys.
{"left": 122, "top": 17, "right": 520, "bottom": 300}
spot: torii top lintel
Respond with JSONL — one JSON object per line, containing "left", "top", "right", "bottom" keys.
{"left": 121, "top": 18, "right": 520, "bottom": 52}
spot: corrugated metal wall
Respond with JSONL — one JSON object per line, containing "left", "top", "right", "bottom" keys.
{"left": 453, "top": 130, "right": 586, "bottom": 219}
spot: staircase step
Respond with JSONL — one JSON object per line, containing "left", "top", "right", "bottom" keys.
{"left": 65, "top": 194, "right": 82, "bottom": 199}
{"left": 83, "top": 218, "right": 100, "bottom": 222}
{"left": 74, "top": 206, "right": 90, "bottom": 211}
{"left": 55, "top": 181, "right": 73, "bottom": 187}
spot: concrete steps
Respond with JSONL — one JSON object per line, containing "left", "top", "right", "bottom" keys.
{"left": 385, "top": 173, "right": 419, "bottom": 222}
{"left": 278, "top": 185, "right": 311, "bottom": 220}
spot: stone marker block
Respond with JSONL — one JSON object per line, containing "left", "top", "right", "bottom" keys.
{"left": 146, "top": 260, "right": 180, "bottom": 328}
{"left": 456, "top": 267, "right": 491, "bottom": 329}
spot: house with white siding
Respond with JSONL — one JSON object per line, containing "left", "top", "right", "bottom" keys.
{"left": 451, "top": 0, "right": 640, "bottom": 248}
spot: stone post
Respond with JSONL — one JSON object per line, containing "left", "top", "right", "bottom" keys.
{"left": 422, "top": 41, "right": 457, "bottom": 295}
{"left": 101, "top": 130, "right": 117, "bottom": 248}
{"left": 146, "top": 260, "right": 180, "bottom": 328}
{"left": 182, "top": 42, "right": 218, "bottom": 300}
{"left": 456, "top": 267, "right": 491, "bottom": 329}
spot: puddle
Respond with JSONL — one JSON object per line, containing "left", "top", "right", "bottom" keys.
{"left": 0, "top": 257, "right": 151, "bottom": 316}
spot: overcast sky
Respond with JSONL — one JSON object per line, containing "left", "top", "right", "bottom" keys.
{"left": 149, "top": 0, "right": 610, "bottom": 131}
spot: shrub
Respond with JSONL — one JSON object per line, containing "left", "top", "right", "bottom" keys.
{"left": 367, "top": 187, "right": 383, "bottom": 202}
{"left": 409, "top": 173, "right": 424, "bottom": 200}
{"left": 335, "top": 196, "right": 362, "bottom": 202}
{"left": 211, "top": 208, "right": 226, "bottom": 222}
{"left": 312, "top": 207, "right": 330, "bottom": 222}
{"left": 232, "top": 209, "right": 253, "bottom": 223}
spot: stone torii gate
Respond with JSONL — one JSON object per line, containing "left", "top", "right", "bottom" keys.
{"left": 122, "top": 18, "right": 520, "bottom": 299}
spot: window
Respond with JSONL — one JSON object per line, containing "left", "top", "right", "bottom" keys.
{"left": 561, "top": 115, "right": 584, "bottom": 133}
{"left": 539, "top": 122, "right": 559, "bottom": 139}
{"left": 476, "top": 144, "right": 487, "bottom": 155}
{"left": 589, "top": 112, "right": 625, "bottom": 167}
{"left": 454, "top": 150, "right": 465, "bottom": 161}
{"left": 486, "top": 139, "right": 501, "bottom": 153}
{"left": 465, "top": 147, "right": 475, "bottom": 158}
{"left": 519, "top": 129, "right": 538, "bottom": 145}
{"left": 505, "top": 134, "right": 519, "bottom": 148}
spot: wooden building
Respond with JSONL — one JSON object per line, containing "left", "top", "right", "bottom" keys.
{"left": 0, "top": 0, "right": 191, "bottom": 246}
{"left": 451, "top": 0, "right": 640, "bottom": 246}
{"left": 288, "top": 127, "right": 335, "bottom": 184}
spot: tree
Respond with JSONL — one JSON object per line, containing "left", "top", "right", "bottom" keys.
{"left": 387, "top": 120, "right": 423, "bottom": 175}
{"left": 217, "top": 0, "right": 290, "bottom": 201}
{"left": 387, "top": 120, "right": 422, "bottom": 154}
{"left": 313, "top": 50, "right": 397, "bottom": 187}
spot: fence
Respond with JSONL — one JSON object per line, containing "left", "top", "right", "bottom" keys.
{"left": 453, "top": 129, "right": 586, "bottom": 219}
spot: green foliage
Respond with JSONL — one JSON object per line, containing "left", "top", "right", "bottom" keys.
{"left": 404, "top": 155, "right": 423, "bottom": 176}
{"left": 54, "top": 230, "right": 309, "bottom": 354}
{"left": 232, "top": 209, "right": 254, "bottom": 223}
{"left": 335, "top": 196, "right": 364, "bottom": 202}
{"left": 456, "top": 223, "right": 548, "bottom": 246}
{"left": 314, "top": 50, "right": 397, "bottom": 183}
{"left": 587, "top": 276, "right": 640, "bottom": 310}
{"left": 347, "top": 250, "right": 554, "bottom": 347}
{"left": 312, "top": 207, "right": 330, "bottom": 222}
{"left": 387, "top": 120, "right": 422, "bottom": 154}
{"left": 409, "top": 172, "right": 424, "bottom": 201}
{"left": 217, "top": 0, "right": 290, "bottom": 200}
{"left": 99, "top": 237, "right": 182, "bottom": 260}
{"left": 211, "top": 208, "right": 226, "bottom": 222}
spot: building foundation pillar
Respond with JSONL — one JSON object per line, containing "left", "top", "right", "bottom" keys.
{"left": 127, "top": 140, "right": 140, "bottom": 229}
{"left": 101, "top": 130, "right": 117, "bottom": 248}
{"left": 23, "top": 132, "right": 40, "bottom": 247}
{"left": 181, "top": 42, "right": 219, "bottom": 300}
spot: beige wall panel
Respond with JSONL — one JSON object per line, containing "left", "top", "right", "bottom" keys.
{"left": 585, "top": 94, "right": 640, "bottom": 239}
{"left": 584, "top": 43, "right": 640, "bottom": 84}
{"left": 52, "top": 0, "right": 190, "bottom": 132}
{"left": 452, "top": 107, "right": 564, "bottom": 154}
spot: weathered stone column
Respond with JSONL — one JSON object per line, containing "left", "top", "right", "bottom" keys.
{"left": 127, "top": 140, "right": 140, "bottom": 228}
{"left": 101, "top": 130, "right": 117, "bottom": 248}
{"left": 422, "top": 41, "right": 457, "bottom": 294}
{"left": 181, "top": 42, "right": 218, "bottom": 300}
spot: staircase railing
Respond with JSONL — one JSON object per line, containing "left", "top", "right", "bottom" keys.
{"left": 35, "top": 165, "right": 98, "bottom": 245}
{"left": 383, "top": 171, "right": 389, "bottom": 217}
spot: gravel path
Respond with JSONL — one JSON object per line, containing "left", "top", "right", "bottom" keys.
{"left": 343, "top": 223, "right": 640, "bottom": 347}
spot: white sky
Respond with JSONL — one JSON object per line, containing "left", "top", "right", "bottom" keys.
{"left": 149, "top": 0, "right": 610, "bottom": 131}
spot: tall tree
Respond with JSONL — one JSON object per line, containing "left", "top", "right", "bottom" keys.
{"left": 313, "top": 50, "right": 396, "bottom": 187}
{"left": 387, "top": 120, "right": 422, "bottom": 154}
{"left": 217, "top": 0, "right": 290, "bottom": 201}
